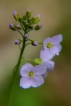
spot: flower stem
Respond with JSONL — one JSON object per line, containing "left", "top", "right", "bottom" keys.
{"left": 7, "top": 38, "right": 26, "bottom": 106}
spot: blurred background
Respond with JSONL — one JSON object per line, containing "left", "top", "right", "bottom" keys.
{"left": 0, "top": 0, "right": 71, "bottom": 106}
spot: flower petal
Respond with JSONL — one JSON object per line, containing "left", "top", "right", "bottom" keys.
{"left": 51, "top": 34, "right": 63, "bottom": 45}
{"left": 40, "top": 49, "right": 54, "bottom": 61}
{"left": 43, "top": 71, "right": 48, "bottom": 78}
{"left": 32, "top": 65, "right": 46, "bottom": 75}
{"left": 43, "top": 61, "right": 55, "bottom": 71}
{"left": 20, "top": 77, "right": 32, "bottom": 89}
{"left": 20, "top": 63, "right": 33, "bottom": 77}
{"left": 32, "top": 75, "right": 44, "bottom": 87}
{"left": 43, "top": 37, "right": 51, "bottom": 48}
{"left": 51, "top": 44, "right": 62, "bottom": 55}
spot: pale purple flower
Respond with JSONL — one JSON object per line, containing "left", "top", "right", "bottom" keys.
{"left": 20, "top": 63, "right": 46, "bottom": 89}
{"left": 40, "top": 34, "right": 63, "bottom": 61}
{"left": 39, "top": 55, "right": 55, "bottom": 77}
{"left": 42, "top": 59, "right": 54, "bottom": 77}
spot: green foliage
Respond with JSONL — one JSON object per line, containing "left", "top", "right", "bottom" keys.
{"left": 10, "top": 10, "right": 42, "bottom": 33}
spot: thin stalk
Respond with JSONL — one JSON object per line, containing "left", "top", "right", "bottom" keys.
{"left": 25, "top": 43, "right": 31, "bottom": 46}
{"left": 17, "top": 29, "right": 23, "bottom": 37}
{"left": 7, "top": 38, "right": 26, "bottom": 106}
{"left": 21, "top": 59, "right": 34, "bottom": 62}
{"left": 38, "top": 42, "right": 43, "bottom": 44}
{"left": 18, "top": 44, "right": 21, "bottom": 50}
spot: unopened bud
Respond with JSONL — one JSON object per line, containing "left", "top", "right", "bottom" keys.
{"left": 15, "top": 40, "right": 20, "bottom": 44}
{"left": 16, "top": 24, "right": 21, "bottom": 29}
{"left": 9, "top": 23, "right": 14, "bottom": 28}
{"left": 35, "top": 24, "right": 42, "bottom": 30}
{"left": 13, "top": 11, "right": 17, "bottom": 16}
{"left": 32, "top": 41, "right": 38, "bottom": 46}
{"left": 9, "top": 23, "right": 16, "bottom": 31}
{"left": 13, "top": 11, "right": 20, "bottom": 21}
{"left": 26, "top": 9, "right": 31, "bottom": 18}
{"left": 37, "top": 14, "right": 41, "bottom": 19}
{"left": 24, "top": 34, "right": 29, "bottom": 38}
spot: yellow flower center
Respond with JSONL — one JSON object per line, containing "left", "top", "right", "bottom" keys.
{"left": 28, "top": 71, "right": 35, "bottom": 78}
{"left": 47, "top": 42, "right": 54, "bottom": 48}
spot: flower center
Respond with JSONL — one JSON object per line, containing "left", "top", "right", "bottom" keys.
{"left": 47, "top": 42, "right": 54, "bottom": 48}
{"left": 28, "top": 71, "right": 35, "bottom": 78}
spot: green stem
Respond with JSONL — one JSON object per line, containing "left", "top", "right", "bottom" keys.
{"left": 21, "top": 59, "right": 34, "bottom": 62}
{"left": 17, "top": 29, "right": 23, "bottom": 37}
{"left": 38, "top": 42, "right": 43, "bottom": 44}
{"left": 18, "top": 44, "right": 21, "bottom": 50}
{"left": 7, "top": 38, "right": 26, "bottom": 106}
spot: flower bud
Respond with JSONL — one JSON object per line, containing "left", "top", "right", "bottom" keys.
{"left": 37, "top": 14, "right": 41, "bottom": 19}
{"left": 33, "top": 14, "right": 41, "bottom": 24}
{"left": 26, "top": 10, "right": 31, "bottom": 18}
{"left": 9, "top": 23, "right": 16, "bottom": 30}
{"left": 13, "top": 11, "right": 20, "bottom": 21}
{"left": 32, "top": 41, "right": 38, "bottom": 46}
{"left": 15, "top": 40, "right": 20, "bottom": 44}
{"left": 9, "top": 23, "right": 14, "bottom": 28}
{"left": 34, "top": 58, "right": 43, "bottom": 65}
{"left": 13, "top": 11, "right": 17, "bottom": 16}
{"left": 16, "top": 24, "right": 21, "bottom": 29}
{"left": 35, "top": 24, "right": 42, "bottom": 30}
{"left": 24, "top": 34, "right": 29, "bottom": 38}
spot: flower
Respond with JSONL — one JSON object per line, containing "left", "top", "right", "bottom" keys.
{"left": 20, "top": 63, "right": 46, "bottom": 89}
{"left": 34, "top": 58, "right": 54, "bottom": 78}
{"left": 40, "top": 34, "right": 63, "bottom": 61}
{"left": 42, "top": 60, "right": 54, "bottom": 77}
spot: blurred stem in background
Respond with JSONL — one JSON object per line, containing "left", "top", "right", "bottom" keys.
{"left": 7, "top": 37, "right": 26, "bottom": 106}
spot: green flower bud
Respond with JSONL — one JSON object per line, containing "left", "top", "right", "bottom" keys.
{"left": 35, "top": 24, "right": 42, "bottom": 30}
{"left": 34, "top": 58, "right": 43, "bottom": 65}
{"left": 9, "top": 23, "right": 16, "bottom": 31}
{"left": 26, "top": 10, "right": 31, "bottom": 18}
{"left": 33, "top": 14, "right": 40, "bottom": 24}
{"left": 22, "top": 16, "right": 27, "bottom": 20}
{"left": 13, "top": 11, "right": 20, "bottom": 21}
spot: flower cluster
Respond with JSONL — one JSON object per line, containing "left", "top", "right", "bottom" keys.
{"left": 20, "top": 34, "right": 63, "bottom": 89}
{"left": 9, "top": 10, "right": 63, "bottom": 89}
